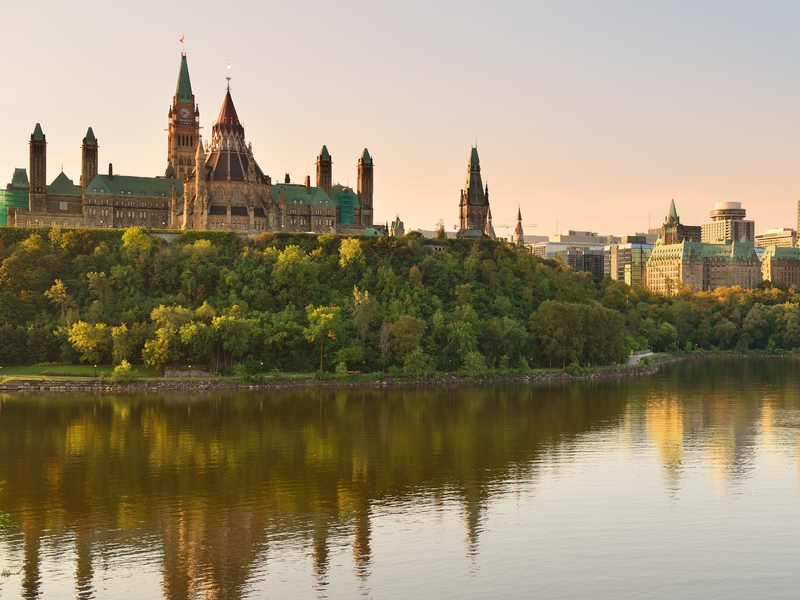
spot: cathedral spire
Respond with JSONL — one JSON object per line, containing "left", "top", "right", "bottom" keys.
{"left": 514, "top": 206, "right": 525, "bottom": 248}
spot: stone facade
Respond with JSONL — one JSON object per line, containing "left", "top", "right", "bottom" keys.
{"left": 459, "top": 148, "right": 490, "bottom": 234}
{"left": 761, "top": 245, "right": 800, "bottom": 288}
{"left": 6, "top": 53, "right": 377, "bottom": 235}
{"left": 644, "top": 238, "right": 762, "bottom": 295}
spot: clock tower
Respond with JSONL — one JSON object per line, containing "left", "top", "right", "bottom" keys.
{"left": 168, "top": 52, "right": 200, "bottom": 179}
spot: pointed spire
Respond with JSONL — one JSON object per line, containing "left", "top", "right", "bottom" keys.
{"left": 165, "top": 162, "right": 176, "bottom": 178}
{"left": 667, "top": 199, "right": 679, "bottom": 223}
{"left": 84, "top": 127, "right": 96, "bottom": 144}
{"left": 216, "top": 90, "right": 242, "bottom": 132}
{"left": 360, "top": 148, "right": 372, "bottom": 164}
{"left": 484, "top": 207, "right": 495, "bottom": 239}
{"left": 517, "top": 205, "right": 522, "bottom": 221}
{"left": 319, "top": 145, "right": 331, "bottom": 161}
{"left": 469, "top": 147, "right": 480, "bottom": 170}
{"left": 176, "top": 54, "right": 193, "bottom": 104}
{"left": 32, "top": 123, "right": 44, "bottom": 141}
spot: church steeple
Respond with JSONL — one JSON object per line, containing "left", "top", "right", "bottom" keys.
{"left": 316, "top": 145, "right": 332, "bottom": 197}
{"left": 80, "top": 127, "right": 98, "bottom": 192}
{"left": 168, "top": 52, "right": 200, "bottom": 180}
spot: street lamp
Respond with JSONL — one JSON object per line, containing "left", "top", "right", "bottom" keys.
{"left": 94, "top": 364, "right": 97, "bottom": 379}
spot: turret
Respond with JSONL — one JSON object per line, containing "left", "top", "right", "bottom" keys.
{"left": 29, "top": 123, "right": 47, "bottom": 211}
{"left": 357, "top": 148, "right": 373, "bottom": 226}
{"left": 168, "top": 52, "right": 200, "bottom": 180}
{"left": 316, "top": 145, "right": 332, "bottom": 197}
{"left": 80, "top": 127, "right": 98, "bottom": 192}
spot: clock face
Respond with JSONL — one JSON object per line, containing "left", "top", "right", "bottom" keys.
{"left": 180, "top": 108, "right": 191, "bottom": 120}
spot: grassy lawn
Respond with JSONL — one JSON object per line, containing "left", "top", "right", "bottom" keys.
{"left": 0, "top": 364, "right": 160, "bottom": 379}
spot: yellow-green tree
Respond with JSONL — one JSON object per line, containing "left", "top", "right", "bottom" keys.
{"left": 304, "top": 305, "right": 343, "bottom": 371}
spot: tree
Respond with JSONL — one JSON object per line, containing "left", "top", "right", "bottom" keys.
{"left": 391, "top": 315, "right": 426, "bottom": 362}
{"left": 67, "top": 321, "right": 112, "bottom": 364}
{"left": 44, "top": 279, "right": 73, "bottom": 320}
{"left": 304, "top": 305, "right": 343, "bottom": 371}
{"left": 352, "top": 287, "right": 379, "bottom": 344}
{"left": 142, "top": 337, "right": 170, "bottom": 373}
{"left": 339, "top": 238, "right": 364, "bottom": 268}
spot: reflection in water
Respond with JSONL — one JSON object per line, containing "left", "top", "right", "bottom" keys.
{"left": 0, "top": 357, "right": 799, "bottom": 598}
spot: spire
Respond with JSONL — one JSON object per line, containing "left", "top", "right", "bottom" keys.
{"left": 517, "top": 205, "right": 522, "bottom": 221}
{"left": 176, "top": 54, "right": 193, "bottom": 104}
{"left": 360, "top": 148, "right": 372, "bottom": 164}
{"left": 469, "top": 147, "right": 480, "bottom": 170}
{"left": 216, "top": 90, "right": 243, "bottom": 133}
{"left": 84, "top": 127, "right": 96, "bottom": 144}
{"left": 319, "top": 145, "right": 331, "bottom": 161}
{"left": 32, "top": 123, "right": 44, "bottom": 141}
{"left": 667, "top": 199, "right": 679, "bottom": 223}
{"left": 165, "top": 162, "right": 176, "bottom": 178}
{"left": 514, "top": 206, "right": 525, "bottom": 247}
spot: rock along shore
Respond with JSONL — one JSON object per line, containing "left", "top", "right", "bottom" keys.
{"left": 1, "top": 353, "right": 788, "bottom": 396}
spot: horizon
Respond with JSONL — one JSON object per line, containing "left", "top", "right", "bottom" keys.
{"left": 2, "top": 0, "right": 799, "bottom": 237}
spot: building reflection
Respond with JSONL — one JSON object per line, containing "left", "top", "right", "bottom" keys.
{"left": 1, "top": 358, "right": 799, "bottom": 598}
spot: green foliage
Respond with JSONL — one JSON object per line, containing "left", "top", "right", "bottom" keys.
{"left": 564, "top": 361, "right": 588, "bottom": 376}
{"left": 403, "top": 346, "right": 434, "bottom": 378}
{"left": 335, "top": 361, "right": 349, "bottom": 378}
{"left": 110, "top": 359, "right": 137, "bottom": 383}
{"left": 460, "top": 351, "right": 488, "bottom": 377}
{"left": 313, "top": 369, "right": 331, "bottom": 381}
{"left": 1, "top": 227, "right": 798, "bottom": 377}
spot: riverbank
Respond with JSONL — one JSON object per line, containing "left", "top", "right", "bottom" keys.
{"left": 1, "top": 352, "right": 791, "bottom": 395}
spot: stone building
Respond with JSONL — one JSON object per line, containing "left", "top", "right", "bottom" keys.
{"left": 458, "top": 148, "right": 490, "bottom": 235}
{"left": 6, "top": 52, "right": 376, "bottom": 234}
{"left": 644, "top": 237, "right": 761, "bottom": 295}
{"left": 649, "top": 199, "right": 701, "bottom": 244}
{"left": 761, "top": 245, "right": 800, "bottom": 288}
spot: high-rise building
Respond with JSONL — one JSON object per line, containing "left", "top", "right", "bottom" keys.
{"left": 701, "top": 202, "right": 755, "bottom": 245}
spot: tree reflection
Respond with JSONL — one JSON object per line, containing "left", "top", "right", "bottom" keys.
{"left": 0, "top": 358, "right": 797, "bottom": 598}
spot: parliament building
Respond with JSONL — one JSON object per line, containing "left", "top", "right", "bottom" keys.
{"left": 6, "top": 53, "right": 375, "bottom": 234}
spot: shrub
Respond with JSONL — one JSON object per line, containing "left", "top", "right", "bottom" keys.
{"left": 639, "top": 356, "right": 652, "bottom": 367}
{"left": 564, "top": 361, "right": 588, "bottom": 376}
{"left": 460, "top": 351, "right": 488, "bottom": 377}
{"left": 387, "top": 366, "right": 403, "bottom": 378}
{"left": 335, "top": 361, "right": 349, "bottom": 378}
{"left": 516, "top": 356, "right": 531, "bottom": 376}
{"left": 313, "top": 370, "right": 331, "bottom": 381}
{"left": 111, "top": 360, "right": 137, "bottom": 383}
{"left": 403, "top": 347, "right": 434, "bottom": 379}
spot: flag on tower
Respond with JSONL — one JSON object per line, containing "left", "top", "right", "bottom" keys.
{"left": 179, "top": 35, "right": 184, "bottom": 44}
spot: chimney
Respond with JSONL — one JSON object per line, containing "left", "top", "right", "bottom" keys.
{"left": 108, "top": 163, "right": 113, "bottom": 180}
{"left": 304, "top": 175, "right": 310, "bottom": 193}
{"left": 284, "top": 173, "right": 290, "bottom": 184}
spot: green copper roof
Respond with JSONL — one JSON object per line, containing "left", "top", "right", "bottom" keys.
{"left": 360, "top": 148, "right": 372, "bottom": 164}
{"left": 176, "top": 54, "right": 193, "bottom": 104}
{"left": 666, "top": 199, "right": 679, "bottom": 223}
{"left": 32, "top": 123, "right": 44, "bottom": 140}
{"left": 10, "top": 168, "right": 28, "bottom": 189}
{"left": 46, "top": 172, "right": 81, "bottom": 197}
{"left": 84, "top": 127, "right": 96, "bottom": 144}
{"left": 470, "top": 147, "right": 480, "bottom": 168}
{"left": 319, "top": 145, "right": 331, "bottom": 160}
{"left": 84, "top": 173, "right": 183, "bottom": 199}
{"left": 649, "top": 239, "right": 756, "bottom": 263}
{"left": 165, "top": 162, "right": 176, "bottom": 178}
{"left": 273, "top": 183, "right": 332, "bottom": 206}
{"left": 331, "top": 184, "right": 360, "bottom": 208}
{"left": 762, "top": 245, "right": 800, "bottom": 261}
{"left": 364, "top": 227, "right": 385, "bottom": 237}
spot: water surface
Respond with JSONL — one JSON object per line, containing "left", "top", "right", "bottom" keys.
{"left": 1, "top": 357, "right": 799, "bottom": 598}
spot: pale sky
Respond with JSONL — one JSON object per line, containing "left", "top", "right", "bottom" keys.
{"left": 2, "top": 1, "right": 799, "bottom": 237}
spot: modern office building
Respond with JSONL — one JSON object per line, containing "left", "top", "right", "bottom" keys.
{"left": 604, "top": 234, "right": 654, "bottom": 289}
{"left": 700, "top": 202, "right": 755, "bottom": 245}
{"left": 755, "top": 228, "right": 796, "bottom": 249}
{"left": 530, "top": 230, "right": 617, "bottom": 258}
{"left": 0, "top": 169, "right": 30, "bottom": 227}
{"left": 555, "top": 248, "right": 605, "bottom": 280}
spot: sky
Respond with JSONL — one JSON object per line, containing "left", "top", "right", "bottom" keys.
{"left": 2, "top": 0, "right": 800, "bottom": 237}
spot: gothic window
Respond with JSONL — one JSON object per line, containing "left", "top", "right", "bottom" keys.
{"left": 50, "top": 220, "right": 55, "bottom": 227}
{"left": 62, "top": 221, "right": 67, "bottom": 227}
{"left": 75, "top": 221, "right": 80, "bottom": 228}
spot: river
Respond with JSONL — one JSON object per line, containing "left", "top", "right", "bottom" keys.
{"left": 0, "top": 357, "right": 799, "bottom": 599}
